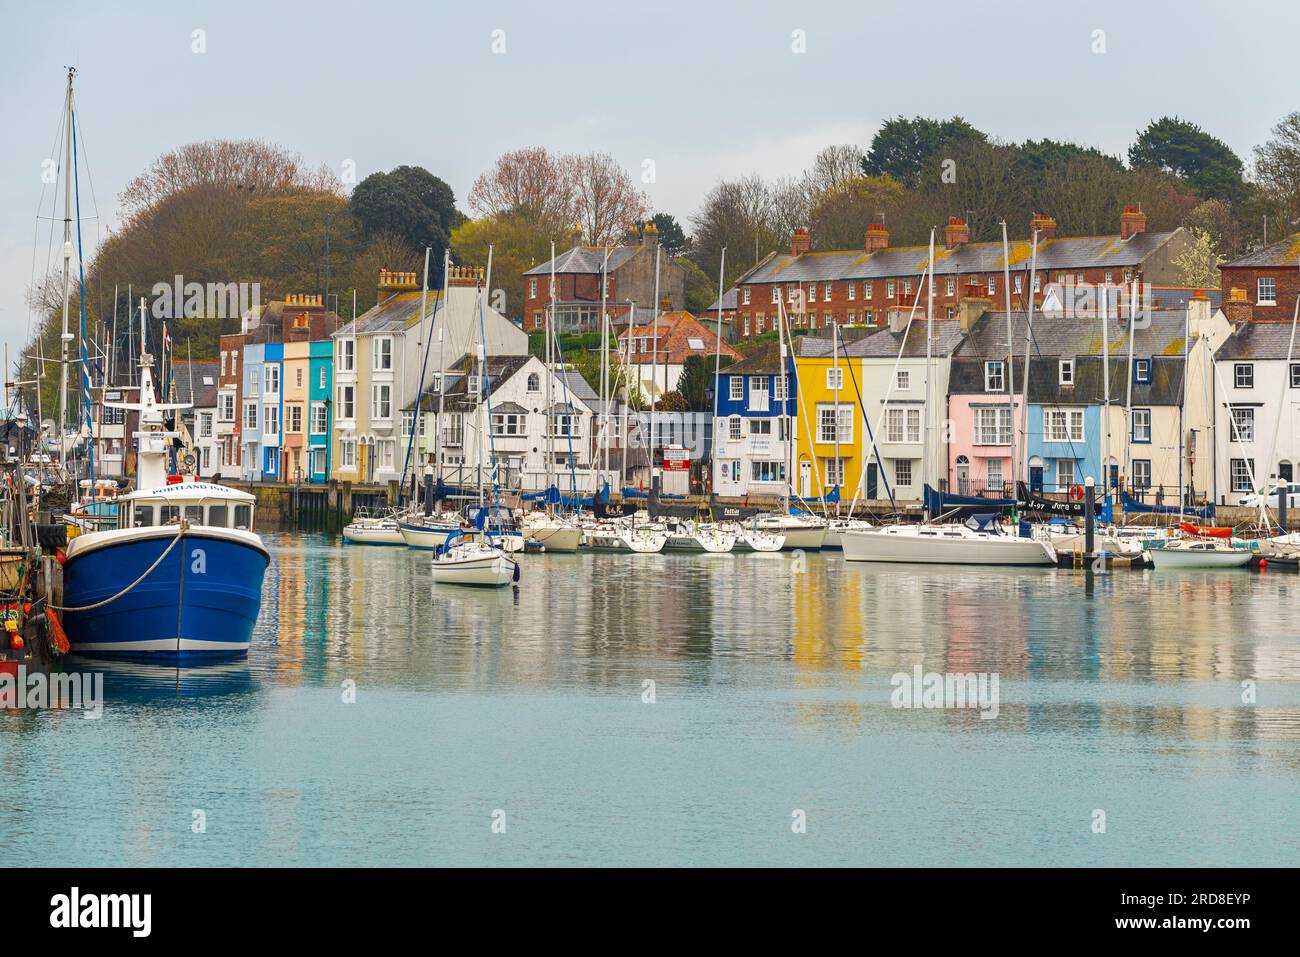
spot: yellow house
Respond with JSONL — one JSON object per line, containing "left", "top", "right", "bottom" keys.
{"left": 791, "top": 339, "right": 864, "bottom": 501}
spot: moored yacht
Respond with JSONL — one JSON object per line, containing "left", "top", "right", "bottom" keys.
{"left": 841, "top": 520, "right": 1057, "bottom": 566}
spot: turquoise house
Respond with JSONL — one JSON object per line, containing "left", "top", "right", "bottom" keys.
{"left": 308, "top": 340, "right": 333, "bottom": 482}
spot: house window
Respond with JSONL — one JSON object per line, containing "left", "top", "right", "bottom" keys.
{"left": 549, "top": 413, "right": 577, "bottom": 438}
{"left": 336, "top": 385, "right": 354, "bottom": 420}
{"left": 1229, "top": 406, "right": 1255, "bottom": 442}
{"left": 823, "top": 457, "right": 846, "bottom": 487}
{"left": 984, "top": 361, "right": 1005, "bottom": 392}
{"left": 467, "top": 375, "right": 480, "bottom": 395}
{"left": 527, "top": 373, "right": 540, "bottom": 392}
{"left": 264, "top": 364, "right": 279, "bottom": 394}
{"left": 264, "top": 404, "right": 279, "bottom": 436}
{"left": 377, "top": 440, "right": 395, "bottom": 471}
{"left": 491, "top": 413, "right": 524, "bottom": 436}
{"left": 988, "top": 275, "right": 996, "bottom": 295}
{"left": 773, "top": 375, "right": 788, "bottom": 401}
{"left": 751, "top": 460, "right": 785, "bottom": 483}
{"left": 864, "top": 282, "right": 872, "bottom": 300}
{"left": 1132, "top": 459, "right": 1152, "bottom": 488}
{"left": 1134, "top": 359, "right": 1151, "bottom": 384}
{"left": 243, "top": 402, "right": 257, "bottom": 430}
{"left": 337, "top": 339, "right": 354, "bottom": 372}
{"left": 817, "top": 404, "right": 853, "bottom": 444}
{"left": 372, "top": 384, "right": 392, "bottom": 420}
{"left": 885, "top": 406, "right": 922, "bottom": 443}
{"left": 1291, "top": 364, "right": 1300, "bottom": 388}
{"left": 826, "top": 367, "right": 843, "bottom": 391}
{"left": 1131, "top": 408, "right": 1151, "bottom": 442}
{"left": 742, "top": 287, "right": 751, "bottom": 305}
{"left": 729, "top": 416, "right": 742, "bottom": 441}
{"left": 886, "top": 280, "right": 896, "bottom": 298}
{"left": 1059, "top": 359, "right": 1074, "bottom": 385}
{"left": 902, "top": 280, "right": 912, "bottom": 297}
{"left": 295, "top": 368, "right": 303, "bottom": 388}
{"left": 823, "top": 282, "right": 832, "bottom": 300}
{"left": 750, "top": 376, "right": 769, "bottom": 403}
{"left": 896, "top": 370, "right": 910, "bottom": 391}
{"left": 529, "top": 279, "right": 537, "bottom": 298}
{"left": 287, "top": 405, "right": 303, "bottom": 434}
{"left": 728, "top": 377, "right": 743, "bottom": 401}
{"left": 771, "top": 287, "right": 780, "bottom": 304}
{"left": 807, "top": 284, "right": 816, "bottom": 303}
{"left": 974, "top": 407, "right": 1012, "bottom": 445}
{"left": 742, "top": 316, "right": 751, "bottom": 337}
{"left": 945, "top": 277, "right": 955, "bottom": 295}
{"left": 1258, "top": 277, "right": 1277, "bottom": 305}
{"left": 1033, "top": 275, "right": 1042, "bottom": 293}
{"left": 788, "top": 287, "right": 798, "bottom": 303}
{"left": 199, "top": 413, "right": 212, "bottom": 438}
{"left": 319, "top": 368, "right": 327, "bottom": 390}
{"left": 1014, "top": 275, "right": 1023, "bottom": 293}
{"left": 220, "top": 352, "right": 227, "bottom": 376}
{"left": 748, "top": 418, "right": 772, "bottom": 436}
{"left": 1057, "top": 458, "right": 1076, "bottom": 491}
{"left": 373, "top": 337, "right": 393, "bottom": 371}
{"left": 1234, "top": 363, "right": 1254, "bottom": 389}
{"left": 219, "top": 394, "right": 235, "bottom": 421}
{"left": 341, "top": 440, "right": 356, "bottom": 469}
{"left": 1044, "top": 408, "right": 1085, "bottom": 442}
{"left": 310, "top": 402, "right": 328, "bottom": 435}
{"left": 1230, "top": 458, "right": 1255, "bottom": 491}
{"left": 895, "top": 459, "right": 914, "bottom": 487}
{"left": 986, "top": 458, "right": 1004, "bottom": 491}
{"left": 847, "top": 284, "right": 856, "bottom": 301}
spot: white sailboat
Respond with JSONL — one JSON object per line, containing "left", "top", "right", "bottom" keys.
{"left": 1149, "top": 539, "right": 1252, "bottom": 569}
{"left": 342, "top": 508, "right": 405, "bottom": 545}
{"left": 663, "top": 519, "right": 736, "bottom": 553}
{"left": 582, "top": 518, "right": 668, "bottom": 554}
{"left": 431, "top": 530, "right": 518, "bottom": 586}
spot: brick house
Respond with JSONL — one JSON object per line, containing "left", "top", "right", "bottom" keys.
{"left": 729, "top": 207, "right": 1191, "bottom": 341}
{"left": 1219, "top": 233, "right": 1300, "bottom": 324}
{"left": 617, "top": 310, "right": 739, "bottom": 399}
{"left": 521, "top": 223, "right": 686, "bottom": 334}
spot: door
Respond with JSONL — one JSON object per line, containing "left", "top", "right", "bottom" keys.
{"left": 1029, "top": 466, "right": 1044, "bottom": 493}
{"left": 799, "top": 460, "right": 811, "bottom": 498}
{"left": 956, "top": 456, "right": 970, "bottom": 495}
{"left": 866, "top": 462, "right": 878, "bottom": 500}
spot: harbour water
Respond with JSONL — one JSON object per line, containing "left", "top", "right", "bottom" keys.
{"left": 2, "top": 531, "right": 1299, "bottom": 867}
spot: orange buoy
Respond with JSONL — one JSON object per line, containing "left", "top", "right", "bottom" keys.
{"left": 10, "top": 634, "right": 23, "bottom": 650}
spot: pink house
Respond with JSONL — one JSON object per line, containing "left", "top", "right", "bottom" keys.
{"left": 946, "top": 315, "right": 1027, "bottom": 496}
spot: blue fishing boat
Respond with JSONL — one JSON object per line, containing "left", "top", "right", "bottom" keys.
{"left": 61, "top": 301, "right": 269, "bottom": 662}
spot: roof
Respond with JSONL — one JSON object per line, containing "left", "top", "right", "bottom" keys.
{"left": 1215, "top": 321, "right": 1300, "bottom": 360}
{"left": 523, "top": 244, "right": 643, "bottom": 276}
{"left": 1150, "top": 286, "right": 1221, "bottom": 310}
{"left": 173, "top": 360, "right": 219, "bottom": 408}
{"left": 736, "top": 231, "right": 1181, "bottom": 285}
{"left": 1221, "top": 233, "right": 1300, "bottom": 269}
{"left": 334, "top": 290, "right": 444, "bottom": 337}
{"left": 491, "top": 400, "right": 528, "bottom": 415}
{"left": 1029, "top": 354, "right": 1184, "bottom": 406}
{"left": 619, "top": 311, "right": 740, "bottom": 365}
{"left": 799, "top": 320, "right": 967, "bottom": 359}
{"left": 705, "top": 287, "right": 739, "bottom": 312}
{"left": 721, "top": 341, "right": 785, "bottom": 375}
{"left": 953, "top": 310, "right": 1192, "bottom": 361}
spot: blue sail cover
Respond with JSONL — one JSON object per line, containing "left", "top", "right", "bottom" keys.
{"left": 924, "top": 485, "right": 1016, "bottom": 515}
{"left": 1121, "top": 491, "right": 1215, "bottom": 519}
{"left": 521, "top": 482, "right": 610, "bottom": 508}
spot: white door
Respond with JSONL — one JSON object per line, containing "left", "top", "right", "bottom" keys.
{"left": 800, "top": 460, "right": 812, "bottom": 498}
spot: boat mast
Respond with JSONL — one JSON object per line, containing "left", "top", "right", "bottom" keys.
{"left": 923, "top": 228, "right": 934, "bottom": 520}
{"left": 57, "top": 67, "right": 76, "bottom": 469}
{"left": 1101, "top": 279, "right": 1111, "bottom": 494}
{"left": 599, "top": 246, "right": 610, "bottom": 482}
{"left": 547, "top": 240, "right": 556, "bottom": 491}
{"left": 432, "top": 251, "right": 449, "bottom": 488}
{"left": 1000, "top": 221, "right": 1015, "bottom": 504}
{"left": 649, "top": 246, "right": 661, "bottom": 477}
{"left": 1124, "top": 279, "right": 1136, "bottom": 493}
{"left": 710, "top": 248, "right": 726, "bottom": 500}
{"left": 1261, "top": 280, "right": 1300, "bottom": 528}
{"left": 1018, "top": 230, "right": 1040, "bottom": 487}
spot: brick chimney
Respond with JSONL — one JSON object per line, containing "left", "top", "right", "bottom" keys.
{"left": 865, "top": 222, "right": 890, "bottom": 253}
{"left": 1224, "top": 286, "right": 1253, "bottom": 324}
{"left": 377, "top": 267, "right": 419, "bottom": 302}
{"left": 958, "top": 297, "right": 992, "bottom": 333}
{"left": 791, "top": 227, "right": 811, "bottom": 257}
{"left": 641, "top": 221, "right": 659, "bottom": 248}
{"left": 944, "top": 217, "right": 970, "bottom": 249}
{"left": 1120, "top": 205, "right": 1147, "bottom": 240}
{"left": 447, "top": 265, "right": 485, "bottom": 288}
{"left": 1029, "top": 214, "right": 1058, "bottom": 241}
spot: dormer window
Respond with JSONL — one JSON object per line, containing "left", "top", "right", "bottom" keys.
{"left": 984, "top": 361, "right": 1005, "bottom": 392}
{"left": 1134, "top": 359, "right": 1151, "bottom": 385}
{"left": 1059, "top": 359, "right": 1074, "bottom": 386}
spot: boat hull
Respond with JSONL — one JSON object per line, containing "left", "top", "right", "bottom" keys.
{"left": 399, "top": 521, "right": 461, "bottom": 549}
{"left": 1149, "top": 547, "right": 1253, "bottom": 569}
{"left": 63, "top": 528, "right": 269, "bottom": 662}
{"left": 431, "top": 552, "right": 514, "bottom": 586}
{"left": 525, "top": 524, "right": 582, "bottom": 553}
{"left": 343, "top": 523, "right": 405, "bottom": 545}
{"left": 841, "top": 529, "right": 1057, "bottom": 566}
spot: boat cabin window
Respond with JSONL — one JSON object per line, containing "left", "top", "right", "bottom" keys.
{"left": 233, "top": 505, "right": 252, "bottom": 530}
{"left": 207, "top": 504, "right": 228, "bottom": 527}
{"left": 160, "top": 505, "right": 181, "bottom": 524}
{"left": 133, "top": 504, "right": 155, "bottom": 527}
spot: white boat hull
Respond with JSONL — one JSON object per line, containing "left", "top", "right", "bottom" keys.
{"left": 664, "top": 528, "right": 736, "bottom": 553}
{"left": 756, "top": 523, "right": 827, "bottom": 550}
{"left": 734, "top": 531, "right": 785, "bottom": 552}
{"left": 1149, "top": 546, "right": 1253, "bottom": 569}
{"left": 525, "top": 524, "right": 583, "bottom": 553}
{"left": 343, "top": 522, "right": 405, "bottom": 546}
{"left": 841, "top": 528, "right": 1057, "bottom": 566}
{"left": 400, "top": 522, "right": 460, "bottom": 549}
{"left": 431, "top": 550, "right": 515, "bottom": 586}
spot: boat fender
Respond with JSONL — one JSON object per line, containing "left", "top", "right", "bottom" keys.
{"left": 512, "top": 561, "right": 521, "bottom": 583}
{"left": 54, "top": 548, "right": 67, "bottom": 566}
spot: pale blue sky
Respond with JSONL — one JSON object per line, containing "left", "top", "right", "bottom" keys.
{"left": 1, "top": 0, "right": 1292, "bottom": 354}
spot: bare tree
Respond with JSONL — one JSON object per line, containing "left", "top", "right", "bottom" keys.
{"left": 1253, "top": 112, "right": 1300, "bottom": 235}
{"left": 568, "top": 152, "right": 649, "bottom": 246}
{"left": 806, "top": 144, "right": 866, "bottom": 200}
{"left": 467, "top": 147, "right": 576, "bottom": 230}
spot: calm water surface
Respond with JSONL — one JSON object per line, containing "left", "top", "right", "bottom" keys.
{"left": 3, "top": 531, "right": 1299, "bottom": 866}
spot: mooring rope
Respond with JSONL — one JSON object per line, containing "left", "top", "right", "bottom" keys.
{"left": 44, "top": 521, "right": 188, "bottom": 613}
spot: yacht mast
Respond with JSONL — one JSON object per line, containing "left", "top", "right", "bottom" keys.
{"left": 1000, "top": 222, "right": 1016, "bottom": 502}
{"left": 710, "top": 249, "right": 726, "bottom": 499}
{"left": 923, "top": 229, "right": 934, "bottom": 520}
{"left": 57, "top": 68, "right": 76, "bottom": 466}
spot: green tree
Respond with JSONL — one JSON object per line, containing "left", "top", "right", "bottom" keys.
{"left": 676, "top": 355, "right": 712, "bottom": 411}
{"left": 1172, "top": 228, "right": 1221, "bottom": 287}
{"left": 1128, "top": 117, "right": 1246, "bottom": 202}
{"left": 640, "top": 213, "right": 689, "bottom": 256}
{"left": 862, "top": 116, "right": 987, "bottom": 189}
{"left": 350, "top": 166, "right": 464, "bottom": 277}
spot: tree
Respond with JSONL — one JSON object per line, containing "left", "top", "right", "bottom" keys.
{"left": 1128, "top": 117, "right": 1246, "bottom": 202}
{"left": 450, "top": 213, "right": 554, "bottom": 322}
{"left": 1172, "top": 228, "right": 1221, "bottom": 287}
{"left": 862, "top": 116, "right": 987, "bottom": 188}
{"left": 806, "top": 144, "right": 866, "bottom": 199}
{"left": 640, "top": 213, "right": 689, "bottom": 256}
{"left": 689, "top": 176, "right": 783, "bottom": 287}
{"left": 350, "top": 166, "right": 463, "bottom": 278}
{"left": 467, "top": 147, "right": 575, "bottom": 233}
{"left": 119, "top": 139, "right": 337, "bottom": 219}
{"left": 676, "top": 355, "right": 712, "bottom": 411}
{"left": 809, "top": 174, "right": 908, "bottom": 249}
{"left": 655, "top": 390, "right": 689, "bottom": 412}
{"left": 569, "top": 152, "right": 650, "bottom": 246}
{"left": 1252, "top": 112, "right": 1300, "bottom": 237}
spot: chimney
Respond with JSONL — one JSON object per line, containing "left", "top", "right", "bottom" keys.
{"left": 791, "top": 227, "right": 811, "bottom": 257}
{"left": 571, "top": 223, "right": 583, "bottom": 248}
{"left": 958, "top": 297, "right": 992, "bottom": 333}
{"left": 887, "top": 308, "right": 909, "bottom": 334}
{"left": 377, "top": 267, "right": 419, "bottom": 302}
{"left": 447, "top": 264, "right": 485, "bottom": 288}
{"left": 1029, "top": 214, "right": 1057, "bottom": 241}
{"left": 944, "top": 216, "right": 970, "bottom": 249}
{"left": 1224, "top": 286, "right": 1253, "bottom": 324}
{"left": 1120, "top": 204, "right": 1147, "bottom": 240}
{"left": 1187, "top": 289, "right": 1212, "bottom": 334}
{"left": 865, "top": 222, "right": 890, "bottom": 253}
{"left": 641, "top": 221, "right": 659, "bottom": 248}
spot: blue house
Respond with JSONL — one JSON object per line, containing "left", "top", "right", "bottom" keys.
{"left": 711, "top": 342, "right": 797, "bottom": 497}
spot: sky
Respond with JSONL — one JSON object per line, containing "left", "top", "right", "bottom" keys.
{"left": 0, "top": 0, "right": 1295, "bottom": 359}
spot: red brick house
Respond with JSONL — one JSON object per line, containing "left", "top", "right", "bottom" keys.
{"left": 617, "top": 310, "right": 739, "bottom": 399}
{"left": 1220, "top": 233, "right": 1300, "bottom": 324}
{"left": 522, "top": 223, "right": 686, "bottom": 334}
{"left": 729, "top": 207, "right": 1192, "bottom": 340}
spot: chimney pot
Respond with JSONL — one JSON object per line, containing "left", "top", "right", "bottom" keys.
{"left": 1030, "top": 214, "right": 1058, "bottom": 241}
{"left": 944, "top": 217, "right": 970, "bottom": 249}
{"left": 865, "top": 222, "right": 889, "bottom": 253}
{"left": 1120, "top": 204, "right": 1147, "bottom": 240}
{"left": 791, "top": 227, "right": 811, "bottom": 257}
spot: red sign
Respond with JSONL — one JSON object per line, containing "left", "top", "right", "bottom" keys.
{"left": 662, "top": 446, "right": 690, "bottom": 472}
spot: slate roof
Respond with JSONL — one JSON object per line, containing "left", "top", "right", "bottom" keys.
{"left": 722, "top": 341, "right": 785, "bottom": 375}
{"left": 1028, "top": 355, "right": 1184, "bottom": 406}
{"left": 173, "top": 360, "right": 219, "bottom": 408}
{"left": 705, "top": 287, "right": 739, "bottom": 312}
{"left": 799, "top": 320, "right": 967, "bottom": 359}
{"left": 523, "top": 245, "right": 642, "bottom": 276}
{"left": 1221, "top": 233, "right": 1300, "bottom": 268}
{"left": 954, "top": 310, "right": 1192, "bottom": 361}
{"left": 334, "top": 290, "right": 440, "bottom": 336}
{"left": 736, "top": 231, "right": 1181, "bottom": 285}
{"left": 1215, "top": 321, "right": 1300, "bottom": 360}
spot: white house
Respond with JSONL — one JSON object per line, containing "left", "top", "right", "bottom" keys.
{"left": 1212, "top": 319, "right": 1300, "bottom": 505}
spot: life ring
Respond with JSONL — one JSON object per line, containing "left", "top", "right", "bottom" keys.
{"left": 1070, "top": 484, "right": 1085, "bottom": 501}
